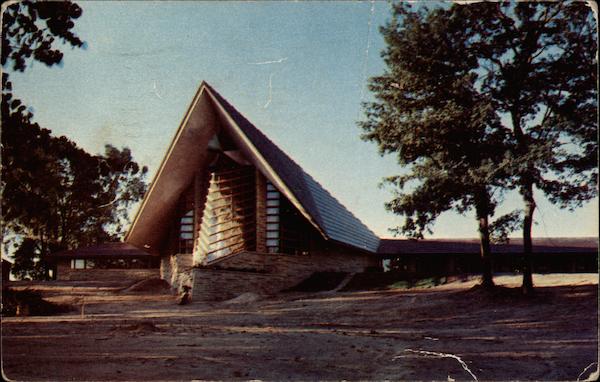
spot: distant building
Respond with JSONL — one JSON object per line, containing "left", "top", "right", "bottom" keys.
{"left": 46, "top": 82, "right": 598, "bottom": 300}
{"left": 49, "top": 243, "right": 159, "bottom": 282}
{"left": 378, "top": 237, "right": 598, "bottom": 279}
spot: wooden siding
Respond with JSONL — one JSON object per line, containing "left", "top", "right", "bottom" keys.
{"left": 193, "top": 170, "right": 211, "bottom": 264}
{"left": 255, "top": 171, "right": 267, "bottom": 253}
{"left": 197, "top": 158, "right": 256, "bottom": 263}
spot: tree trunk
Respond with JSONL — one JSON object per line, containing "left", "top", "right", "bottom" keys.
{"left": 510, "top": 109, "right": 535, "bottom": 295}
{"left": 521, "top": 182, "right": 535, "bottom": 294}
{"left": 478, "top": 214, "right": 495, "bottom": 289}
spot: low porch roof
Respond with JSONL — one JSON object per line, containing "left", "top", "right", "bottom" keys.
{"left": 49, "top": 242, "right": 156, "bottom": 260}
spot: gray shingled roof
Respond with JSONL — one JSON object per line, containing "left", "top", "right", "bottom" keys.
{"left": 206, "top": 84, "right": 381, "bottom": 253}
{"left": 378, "top": 237, "right": 599, "bottom": 255}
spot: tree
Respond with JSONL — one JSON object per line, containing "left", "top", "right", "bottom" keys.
{"left": 2, "top": 93, "right": 149, "bottom": 278}
{"left": 2, "top": 0, "right": 83, "bottom": 72}
{"left": 463, "top": 2, "right": 597, "bottom": 294}
{"left": 362, "top": 2, "right": 597, "bottom": 294}
{"left": 1, "top": 1, "right": 149, "bottom": 279}
{"left": 360, "top": 4, "right": 510, "bottom": 289}
{"left": 10, "top": 238, "right": 46, "bottom": 280}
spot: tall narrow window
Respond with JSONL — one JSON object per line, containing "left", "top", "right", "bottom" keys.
{"left": 179, "top": 210, "right": 194, "bottom": 253}
{"left": 266, "top": 182, "right": 280, "bottom": 253}
{"left": 176, "top": 185, "right": 195, "bottom": 254}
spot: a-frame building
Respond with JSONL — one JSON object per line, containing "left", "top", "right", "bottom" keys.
{"left": 125, "top": 82, "right": 380, "bottom": 299}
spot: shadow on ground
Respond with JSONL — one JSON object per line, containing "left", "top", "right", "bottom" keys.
{"left": 2, "top": 274, "right": 598, "bottom": 381}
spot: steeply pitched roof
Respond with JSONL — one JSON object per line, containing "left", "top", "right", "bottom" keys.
{"left": 126, "top": 82, "right": 380, "bottom": 253}
{"left": 125, "top": 84, "right": 221, "bottom": 252}
{"left": 378, "top": 237, "right": 599, "bottom": 255}
{"left": 205, "top": 84, "right": 380, "bottom": 253}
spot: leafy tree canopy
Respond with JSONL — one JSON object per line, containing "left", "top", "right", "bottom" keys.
{"left": 361, "top": 2, "right": 597, "bottom": 290}
{"left": 2, "top": 87, "right": 148, "bottom": 278}
{"left": 361, "top": 4, "right": 510, "bottom": 238}
{"left": 1, "top": 1, "right": 148, "bottom": 279}
{"left": 362, "top": 0, "right": 597, "bottom": 237}
{"left": 2, "top": 0, "right": 83, "bottom": 72}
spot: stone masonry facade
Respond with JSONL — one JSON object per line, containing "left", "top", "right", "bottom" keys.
{"left": 191, "top": 248, "right": 379, "bottom": 301}
{"left": 160, "top": 253, "right": 194, "bottom": 292}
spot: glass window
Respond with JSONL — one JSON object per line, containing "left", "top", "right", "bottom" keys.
{"left": 266, "top": 239, "right": 279, "bottom": 247}
{"left": 71, "top": 259, "right": 86, "bottom": 269}
{"left": 266, "top": 215, "right": 280, "bottom": 223}
{"left": 265, "top": 181, "right": 281, "bottom": 253}
{"left": 179, "top": 207, "right": 194, "bottom": 253}
{"left": 180, "top": 225, "right": 193, "bottom": 232}
{"left": 266, "top": 199, "right": 280, "bottom": 207}
{"left": 180, "top": 232, "right": 194, "bottom": 240}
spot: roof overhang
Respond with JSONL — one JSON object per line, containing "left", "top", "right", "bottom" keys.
{"left": 125, "top": 85, "right": 221, "bottom": 252}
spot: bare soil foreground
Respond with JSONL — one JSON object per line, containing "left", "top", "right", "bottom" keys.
{"left": 2, "top": 274, "right": 598, "bottom": 381}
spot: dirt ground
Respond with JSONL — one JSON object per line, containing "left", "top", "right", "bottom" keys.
{"left": 2, "top": 273, "right": 598, "bottom": 381}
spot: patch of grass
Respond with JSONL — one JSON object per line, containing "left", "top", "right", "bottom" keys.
{"left": 389, "top": 280, "right": 410, "bottom": 289}
{"left": 388, "top": 277, "right": 448, "bottom": 289}
{"left": 344, "top": 271, "right": 450, "bottom": 291}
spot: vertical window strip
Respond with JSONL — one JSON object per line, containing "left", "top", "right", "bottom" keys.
{"left": 178, "top": 187, "right": 195, "bottom": 254}
{"left": 265, "top": 181, "right": 280, "bottom": 253}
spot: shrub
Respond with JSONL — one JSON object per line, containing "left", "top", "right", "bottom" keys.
{"left": 2, "top": 288, "right": 72, "bottom": 316}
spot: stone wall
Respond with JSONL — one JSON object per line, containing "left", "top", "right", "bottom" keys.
{"left": 191, "top": 248, "right": 379, "bottom": 301}
{"left": 160, "top": 253, "right": 194, "bottom": 292}
{"left": 208, "top": 248, "right": 377, "bottom": 274}
{"left": 191, "top": 269, "right": 282, "bottom": 301}
{"left": 56, "top": 261, "right": 159, "bottom": 282}
{"left": 160, "top": 255, "right": 172, "bottom": 285}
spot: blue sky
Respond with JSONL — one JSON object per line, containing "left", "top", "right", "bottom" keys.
{"left": 7, "top": 1, "right": 598, "bottom": 239}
